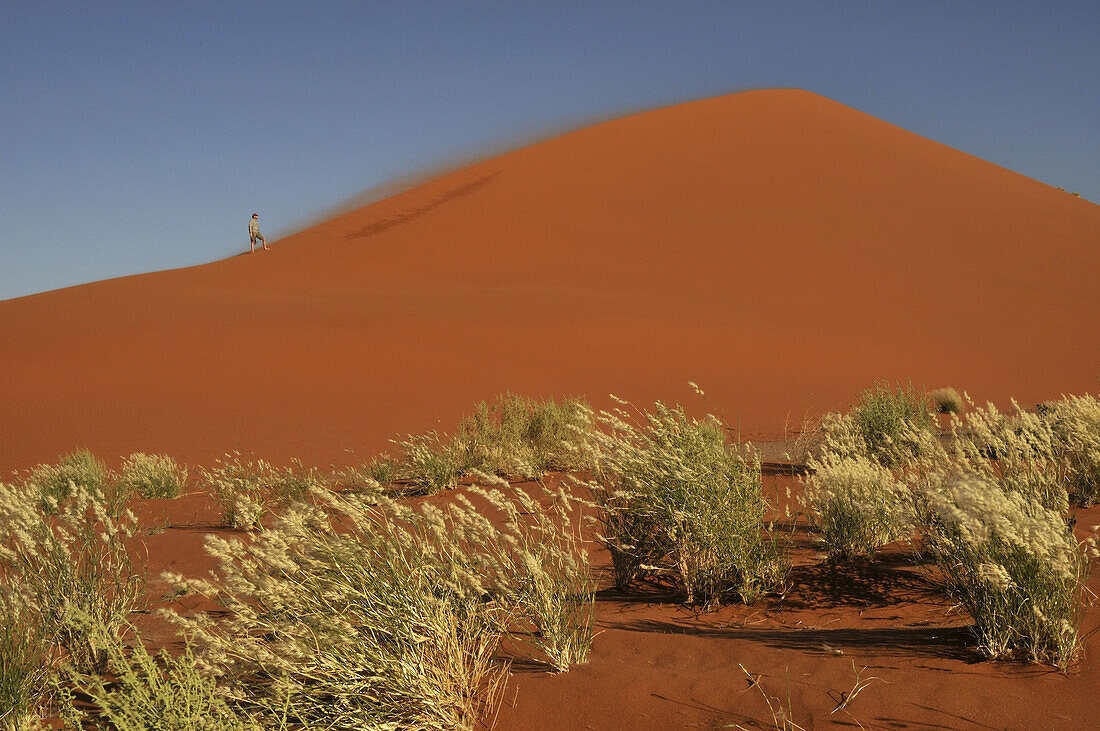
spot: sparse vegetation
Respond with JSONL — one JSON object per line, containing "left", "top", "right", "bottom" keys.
{"left": 929, "top": 387, "right": 964, "bottom": 414}
{"left": 4, "top": 384, "right": 1100, "bottom": 725}
{"left": 120, "top": 453, "right": 188, "bottom": 499}
{"left": 584, "top": 398, "right": 787, "bottom": 605}
{"left": 59, "top": 625, "right": 258, "bottom": 731}
{"left": 801, "top": 452, "right": 910, "bottom": 561}
{"left": 164, "top": 480, "right": 592, "bottom": 729}
{"left": 921, "top": 473, "right": 1093, "bottom": 669}
{"left": 850, "top": 381, "right": 932, "bottom": 467}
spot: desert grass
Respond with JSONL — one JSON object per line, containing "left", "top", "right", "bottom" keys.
{"left": 929, "top": 387, "right": 964, "bottom": 415}
{"left": 0, "top": 481, "right": 142, "bottom": 674}
{"left": 1041, "top": 393, "right": 1100, "bottom": 506}
{"left": 0, "top": 479, "right": 144, "bottom": 726}
{"left": 199, "top": 453, "right": 321, "bottom": 529}
{"left": 58, "top": 623, "right": 259, "bottom": 731}
{"left": 460, "top": 475, "right": 595, "bottom": 671}
{"left": 801, "top": 452, "right": 911, "bottom": 561}
{"left": 0, "top": 594, "right": 50, "bottom": 730}
{"left": 453, "top": 394, "right": 594, "bottom": 478}
{"left": 394, "top": 430, "right": 464, "bottom": 494}
{"left": 163, "top": 480, "right": 593, "bottom": 729}
{"left": 849, "top": 381, "right": 932, "bottom": 467}
{"left": 583, "top": 398, "right": 787, "bottom": 605}
{"left": 391, "top": 394, "right": 594, "bottom": 494}
{"left": 120, "top": 453, "right": 188, "bottom": 499}
{"left": 23, "top": 448, "right": 114, "bottom": 514}
{"left": 920, "top": 472, "right": 1093, "bottom": 668}
{"left": 940, "top": 399, "right": 1070, "bottom": 513}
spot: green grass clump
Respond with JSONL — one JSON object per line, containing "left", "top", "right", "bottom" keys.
{"left": 930, "top": 387, "right": 964, "bottom": 415}
{"left": 25, "top": 448, "right": 111, "bottom": 513}
{"left": 454, "top": 394, "right": 593, "bottom": 478}
{"left": 59, "top": 626, "right": 258, "bottom": 731}
{"left": 801, "top": 452, "right": 911, "bottom": 561}
{"left": 585, "top": 398, "right": 787, "bottom": 605}
{"left": 392, "top": 394, "right": 594, "bottom": 493}
{"left": 395, "top": 431, "right": 464, "bottom": 494}
{"left": 850, "top": 381, "right": 933, "bottom": 467}
{"left": 921, "top": 473, "right": 1092, "bottom": 669}
{"left": 0, "top": 595, "right": 50, "bottom": 730}
{"left": 120, "top": 453, "right": 188, "bottom": 499}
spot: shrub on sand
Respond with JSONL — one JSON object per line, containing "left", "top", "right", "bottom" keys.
{"left": 120, "top": 453, "right": 188, "bottom": 499}
{"left": 801, "top": 452, "right": 911, "bottom": 561}
{"left": 1041, "top": 393, "right": 1100, "bottom": 506}
{"left": 584, "top": 398, "right": 786, "bottom": 605}
{"left": 24, "top": 448, "right": 111, "bottom": 513}
{"left": 930, "top": 387, "right": 964, "bottom": 415}
{"left": 453, "top": 394, "right": 593, "bottom": 478}
{"left": 164, "top": 482, "right": 592, "bottom": 728}
{"left": 395, "top": 431, "right": 463, "bottom": 494}
{"left": 850, "top": 381, "right": 932, "bottom": 467}
{"left": 921, "top": 473, "right": 1093, "bottom": 668}
{"left": 392, "top": 394, "right": 594, "bottom": 493}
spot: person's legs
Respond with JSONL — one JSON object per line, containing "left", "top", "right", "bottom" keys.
{"left": 259, "top": 233, "right": 269, "bottom": 250}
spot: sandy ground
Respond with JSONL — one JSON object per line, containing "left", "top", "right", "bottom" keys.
{"left": 3, "top": 88, "right": 1100, "bottom": 727}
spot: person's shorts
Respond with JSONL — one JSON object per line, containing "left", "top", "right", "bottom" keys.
{"left": 250, "top": 233, "right": 265, "bottom": 243}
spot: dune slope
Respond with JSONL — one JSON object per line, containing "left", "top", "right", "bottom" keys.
{"left": 1, "top": 89, "right": 1098, "bottom": 470}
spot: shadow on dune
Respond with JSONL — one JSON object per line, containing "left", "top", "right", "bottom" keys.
{"left": 344, "top": 171, "right": 500, "bottom": 240}
{"left": 606, "top": 620, "right": 981, "bottom": 663}
{"left": 781, "top": 555, "right": 943, "bottom": 611}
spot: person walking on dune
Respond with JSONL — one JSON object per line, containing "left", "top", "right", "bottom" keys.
{"left": 249, "top": 213, "right": 269, "bottom": 253}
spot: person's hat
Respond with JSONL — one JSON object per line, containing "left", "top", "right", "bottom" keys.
{"left": 252, "top": 213, "right": 258, "bottom": 217}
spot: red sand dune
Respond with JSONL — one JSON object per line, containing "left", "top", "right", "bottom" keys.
{"left": 1, "top": 88, "right": 1098, "bottom": 474}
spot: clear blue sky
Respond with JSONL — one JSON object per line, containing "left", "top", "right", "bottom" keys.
{"left": 2, "top": 1, "right": 1097, "bottom": 300}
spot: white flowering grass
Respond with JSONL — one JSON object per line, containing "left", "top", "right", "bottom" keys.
{"left": 120, "top": 453, "right": 188, "bottom": 499}
{"left": 460, "top": 475, "right": 595, "bottom": 671}
{"left": 164, "top": 481, "right": 593, "bottom": 729}
{"left": 584, "top": 399, "right": 786, "bottom": 605}
{"left": 943, "top": 399, "right": 1069, "bottom": 513}
{"left": 0, "top": 481, "right": 142, "bottom": 675}
{"left": 200, "top": 453, "right": 320, "bottom": 529}
{"left": 1042, "top": 393, "right": 1100, "bottom": 506}
{"left": 801, "top": 453, "right": 911, "bottom": 561}
{"left": 922, "top": 473, "right": 1092, "bottom": 668}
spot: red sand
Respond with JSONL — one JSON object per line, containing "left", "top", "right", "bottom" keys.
{"left": 3, "top": 89, "right": 1100, "bottom": 728}
{"left": 2, "top": 89, "right": 1097, "bottom": 472}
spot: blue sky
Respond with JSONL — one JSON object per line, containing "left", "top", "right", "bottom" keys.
{"left": 2, "top": 1, "right": 1097, "bottom": 300}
